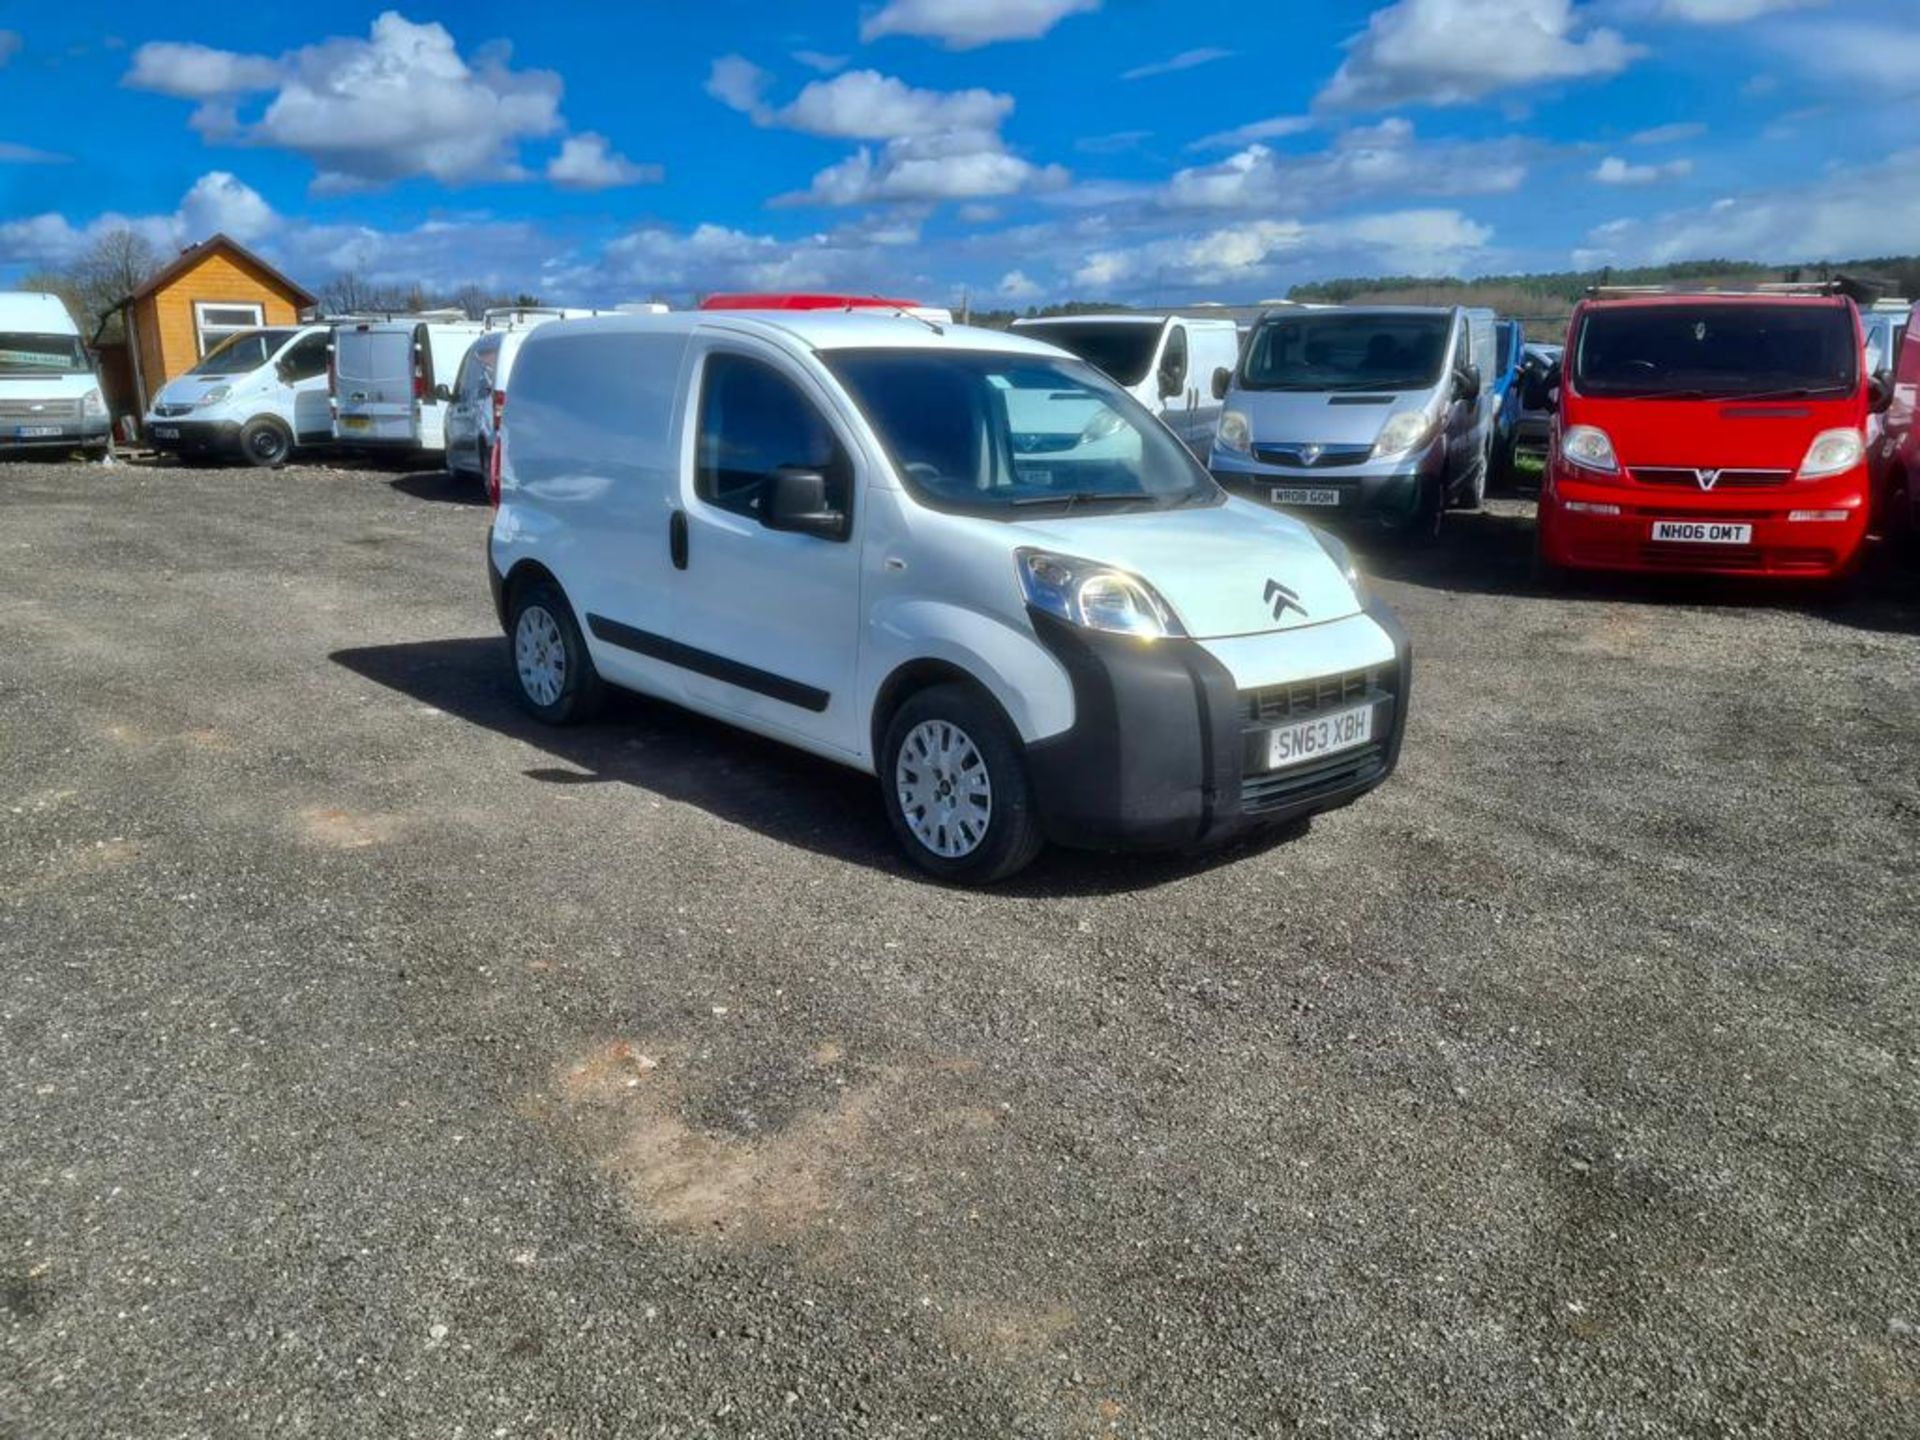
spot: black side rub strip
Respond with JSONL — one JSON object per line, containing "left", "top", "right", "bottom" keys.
{"left": 585, "top": 615, "right": 830, "bottom": 713}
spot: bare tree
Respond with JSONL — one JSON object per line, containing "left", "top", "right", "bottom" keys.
{"left": 69, "top": 229, "right": 162, "bottom": 338}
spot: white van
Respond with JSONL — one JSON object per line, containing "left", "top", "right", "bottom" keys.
{"left": 0, "top": 292, "right": 110, "bottom": 458}
{"left": 487, "top": 310, "right": 1410, "bottom": 883}
{"left": 445, "top": 308, "right": 613, "bottom": 485}
{"left": 331, "top": 315, "right": 484, "bottom": 454}
{"left": 146, "top": 324, "right": 334, "bottom": 465}
{"left": 1010, "top": 314, "right": 1243, "bottom": 455}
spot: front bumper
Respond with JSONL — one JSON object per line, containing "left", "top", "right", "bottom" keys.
{"left": 1209, "top": 439, "right": 1443, "bottom": 526}
{"left": 1539, "top": 463, "right": 1870, "bottom": 578}
{"left": 146, "top": 418, "right": 241, "bottom": 455}
{"left": 1023, "top": 603, "right": 1411, "bottom": 853}
{"left": 1, "top": 418, "right": 110, "bottom": 453}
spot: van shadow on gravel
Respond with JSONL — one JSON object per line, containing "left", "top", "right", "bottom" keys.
{"left": 387, "top": 468, "right": 486, "bottom": 507}
{"left": 1355, "top": 504, "right": 1920, "bottom": 635}
{"left": 330, "top": 638, "right": 1302, "bottom": 897}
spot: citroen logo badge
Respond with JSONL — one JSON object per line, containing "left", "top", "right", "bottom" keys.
{"left": 1695, "top": 468, "right": 1721, "bottom": 491}
{"left": 1264, "top": 579, "right": 1307, "bottom": 620}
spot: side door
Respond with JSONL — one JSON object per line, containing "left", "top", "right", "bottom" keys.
{"left": 276, "top": 330, "right": 333, "bottom": 444}
{"left": 667, "top": 340, "right": 866, "bottom": 755}
{"left": 1443, "top": 316, "right": 1476, "bottom": 481}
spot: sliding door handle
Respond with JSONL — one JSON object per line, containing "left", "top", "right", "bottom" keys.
{"left": 669, "top": 509, "right": 689, "bottom": 570}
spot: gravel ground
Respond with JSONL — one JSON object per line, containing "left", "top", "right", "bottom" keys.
{"left": 1, "top": 457, "right": 1917, "bottom": 1438}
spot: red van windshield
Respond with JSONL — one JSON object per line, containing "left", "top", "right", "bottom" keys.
{"left": 1572, "top": 303, "right": 1857, "bottom": 400}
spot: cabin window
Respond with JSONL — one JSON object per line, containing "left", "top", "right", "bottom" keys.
{"left": 193, "top": 301, "right": 267, "bottom": 358}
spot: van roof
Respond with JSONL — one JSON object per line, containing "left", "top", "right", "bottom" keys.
{"left": 528, "top": 309, "right": 1070, "bottom": 359}
{"left": 0, "top": 291, "right": 82, "bottom": 335}
{"left": 1578, "top": 291, "right": 1851, "bottom": 310}
{"left": 1012, "top": 313, "right": 1238, "bottom": 329}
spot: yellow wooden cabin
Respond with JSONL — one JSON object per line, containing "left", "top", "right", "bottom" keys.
{"left": 121, "top": 234, "right": 317, "bottom": 419}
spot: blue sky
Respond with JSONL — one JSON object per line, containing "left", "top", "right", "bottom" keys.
{"left": 0, "top": 0, "right": 1913, "bottom": 307}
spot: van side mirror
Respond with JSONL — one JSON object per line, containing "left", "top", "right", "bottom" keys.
{"left": 434, "top": 382, "right": 454, "bottom": 403}
{"left": 1521, "top": 362, "right": 1560, "bottom": 412}
{"left": 1211, "top": 366, "right": 1232, "bottom": 401}
{"left": 1870, "top": 368, "right": 1894, "bottom": 415}
{"left": 1453, "top": 363, "right": 1482, "bottom": 402}
{"left": 764, "top": 466, "right": 847, "bottom": 540}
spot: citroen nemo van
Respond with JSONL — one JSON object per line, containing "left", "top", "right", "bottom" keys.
{"left": 1208, "top": 305, "right": 1498, "bottom": 536}
{"left": 1533, "top": 286, "right": 1885, "bottom": 580}
{"left": 146, "top": 323, "right": 334, "bottom": 465}
{"left": 487, "top": 310, "right": 1410, "bottom": 883}
{"left": 1011, "top": 314, "right": 1244, "bottom": 454}
{"left": 0, "top": 292, "right": 110, "bottom": 458}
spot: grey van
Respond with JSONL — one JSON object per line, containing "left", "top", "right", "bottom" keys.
{"left": 1207, "top": 306, "right": 1498, "bottom": 537}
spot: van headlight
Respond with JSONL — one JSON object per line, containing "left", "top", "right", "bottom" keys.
{"left": 1372, "top": 409, "right": 1435, "bottom": 459}
{"left": 1797, "top": 428, "right": 1863, "bottom": 480}
{"left": 1017, "top": 549, "right": 1186, "bottom": 639}
{"left": 195, "top": 386, "right": 231, "bottom": 408}
{"left": 1310, "top": 526, "right": 1368, "bottom": 605}
{"left": 81, "top": 388, "right": 106, "bottom": 417}
{"left": 1560, "top": 424, "right": 1619, "bottom": 474}
{"left": 1214, "top": 408, "right": 1251, "bottom": 454}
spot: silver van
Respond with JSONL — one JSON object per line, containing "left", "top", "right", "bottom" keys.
{"left": 1207, "top": 305, "right": 1498, "bottom": 537}
{"left": 331, "top": 314, "right": 484, "bottom": 454}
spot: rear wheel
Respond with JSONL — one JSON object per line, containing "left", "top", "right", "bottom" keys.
{"left": 881, "top": 684, "right": 1043, "bottom": 885}
{"left": 238, "top": 416, "right": 292, "bottom": 468}
{"left": 509, "top": 579, "right": 603, "bottom": 724}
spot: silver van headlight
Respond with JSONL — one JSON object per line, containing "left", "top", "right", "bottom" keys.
{"left": 1017, "top": 549, "right": 1187, "bottom": 639}
{"left": 1214, "top": 409, "right": 1251, "bottom": 454}
{"left": 194, "top": 386, "right": 231, "bottom": 408}
{"left": 1372, "top": 410, "right": 1435, "bottom": 459}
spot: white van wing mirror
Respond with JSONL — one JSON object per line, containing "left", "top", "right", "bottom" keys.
{"left": 764, "top": 466, "right": 847, "bottom": 541}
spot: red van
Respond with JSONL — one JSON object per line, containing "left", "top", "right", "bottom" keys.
{"left": 1532, "top": 285, "right": 1891, "bottom": 580}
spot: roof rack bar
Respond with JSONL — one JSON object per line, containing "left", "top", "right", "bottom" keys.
{"left": 1584, "top": 275, "right": 1885, "bottom": 303}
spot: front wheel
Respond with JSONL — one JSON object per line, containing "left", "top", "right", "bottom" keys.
{"left": 881, "top": 684, "right": 1043, "bottom": 885}
{"left": 238, "top": 416, "right": 292, "bottom": 468}
{"left": 508, "top": 580, "right": 604, "bottom": 724}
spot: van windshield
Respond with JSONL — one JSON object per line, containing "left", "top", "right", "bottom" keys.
{"left": 190, "top": 329, "right": 297, "bottom": 377}
{"left": 825, "top": 349, "right": 1221, "bottom": 518}
{"left": 0, "top": 333, "right": 90, "bottom": 376}
{"left": 1013, "top": 322, "right": 1161, "bottom": 385}
{"left": 1240, "top": 313, "right": 1450, "bottom": 392}
{"left": 1573, "top": 304, "right": 1858, "bottom": 399}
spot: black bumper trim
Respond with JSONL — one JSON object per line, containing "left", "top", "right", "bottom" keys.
{"left": 585, "top": 613, "right": 830, "bottom": 713}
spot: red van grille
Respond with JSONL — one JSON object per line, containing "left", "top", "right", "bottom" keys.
{"left": 1631, "top": 467, "right": 1793, "bottom": 489}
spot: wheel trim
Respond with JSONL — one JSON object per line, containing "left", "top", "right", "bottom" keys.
{"left": 248, "top": 426, "right": 286, "bottom": 462}
{"left": 515, "top": 605, "right": 567, "bottom": 707}
{"left": 895, "top": 719, "right": 993, "bottom": 859}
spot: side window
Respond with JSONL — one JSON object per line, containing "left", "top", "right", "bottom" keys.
{"left": 1159, "top": 325, "right": 1189, "bottom": 390}
{"left": 696, "top": 353, "right": 851, "bottom": 524}
{"left": 279, "top": 332, "right": 330, "bottom": 382}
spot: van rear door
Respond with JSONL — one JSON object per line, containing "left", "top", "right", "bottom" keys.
{"left": 333, "top": 324, "right": 419, "bottom": 444}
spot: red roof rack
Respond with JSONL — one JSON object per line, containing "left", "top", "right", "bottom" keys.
{"left": 698, "top": 292, "right": 925, "bottom": 311}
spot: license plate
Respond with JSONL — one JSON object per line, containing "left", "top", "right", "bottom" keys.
{"left": 340, "top": 415, "right": 374, "bottom": 433}
{"left": 1650, "top": 520, "right": 1752, "bottom": 545}
{"left": 1266, "top": 702, "right": 1375, "bottom": 770}
{"left": 151, "top": 426, "right": 180, "bottom": 440}
{"left": 13, "top": 425, "right": 61, "bottom": 438}
{"left": 1271, "top": 486, "right": 1342, "bottom": 507}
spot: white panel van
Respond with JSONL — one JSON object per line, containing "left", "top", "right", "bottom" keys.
{"left": 0, "top": 292, "right": 110, "bottom": 458}
{"left": 145, "top": 323, "right": 334, "bottom": 465}
{"left": 487, "top": 310, "right": 1411, "bottom": 883}
{"left": 331, "top": 316, "right": 484, "bottom": 454}
{"left": 1010, "top": 314, "right": 1242, "bottom": 454}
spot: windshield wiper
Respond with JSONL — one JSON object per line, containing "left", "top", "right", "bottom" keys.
{"left": 1010, "top": 490, "right": 1155, "bottom": 513}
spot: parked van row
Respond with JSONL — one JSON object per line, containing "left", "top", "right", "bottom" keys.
{"left": 486, "top": 306, "right": 1411, "bottom": 884}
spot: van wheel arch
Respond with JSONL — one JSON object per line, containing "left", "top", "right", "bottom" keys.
{"left": 871, "top": 660, "right": 1021, "bottom": 769}
{"left": 503, "top": 559, "right": 563, "bottom": 613}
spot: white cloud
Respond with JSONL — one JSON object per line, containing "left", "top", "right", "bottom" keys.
{"left": 782, "top": 131, "right": 1068, "bottom": 205}
{"left": 1319, "top": 0, "right": 1641, "bottom": 109}
{"left": 177, "top": 171, "right": 276, "bottom": 240}
{"left": 1578, "top": 148, "right": 1920, "bottom": 267}
{"left": 592, "top": 221, "right": 917, "bottom": 297}
{"left": 1655, "top": 0, "right": 1823, "bottom": 21}
{"left": 1188, "top": 115, "right": 1315, "bottom": 151}
{"left": 124, "top": 40, "right": 283, "bottom": 98}
{"left": 546, "top": 133, "right": 662, "bottom": 189}
{"left": 0, "top": 30, "right": 23, "bottom": 67}
{"left": 792, "top": 50, "right": 848, "bottom": 73}
{"left": 1121, "top": 48, "right": 1233, "bottom": 81}
{"left": 1630, "top": 121, "right": 1705, "bottom": 144}
{"left": 1593, "top": 154, "right": 1693, "bottom": 184}
{"left": 708, "top": 62, "right": 1013, "bottom": 140}
{"left": 0, "top": 141, "right": 70, "bottom": 164}
{"left": 1769, "top": 21, "right": 1920, "bottom": 94}
{"left": 1159, "top": 119, "right": 1530, "bottom": 213}
{"left": 998, "top": 270, "right": 1042, "bottom": 300}
{"left": 859, "top": 0, "right": 1100, "bottom": 49}
{"left": 126, "top": 13, "right": 569, "bottom": 191}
